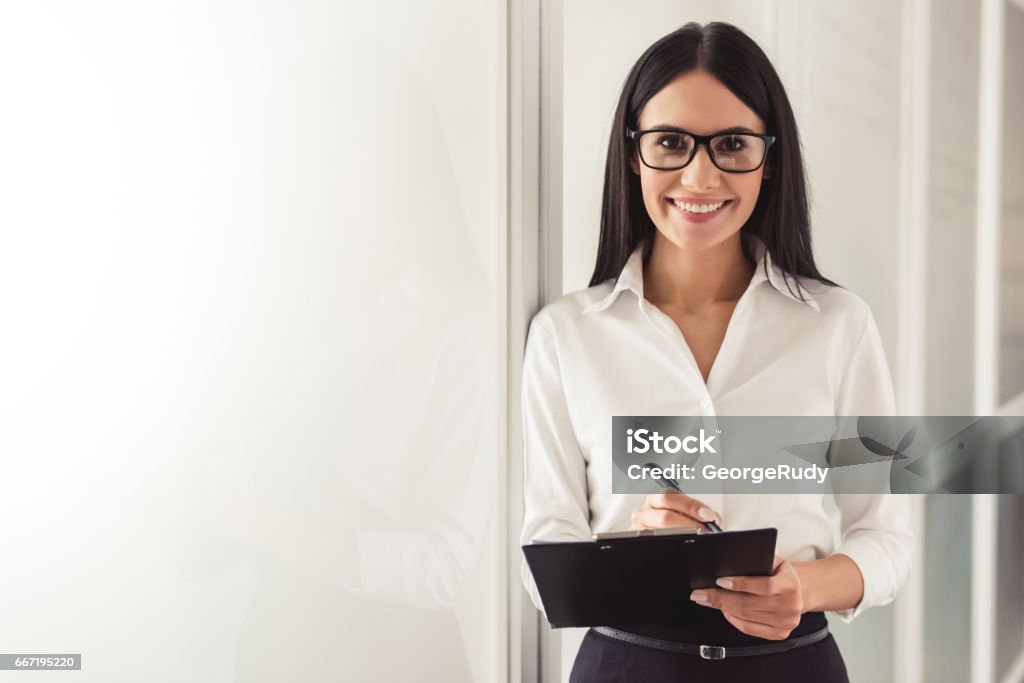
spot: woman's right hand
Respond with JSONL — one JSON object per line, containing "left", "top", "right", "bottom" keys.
{"left": 629, "top": 492, "right": 723, "bottom": 530}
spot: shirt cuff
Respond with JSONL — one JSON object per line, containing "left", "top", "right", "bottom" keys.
{"left": 830, "top": 537, "right": 892, "bottom": 623}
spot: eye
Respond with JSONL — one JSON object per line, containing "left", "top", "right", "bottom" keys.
{"left": 656, "top": 133, "right": 688, "bottom": 150}
{"left": 714, "top": 135, "right": 748, "bottom": 152}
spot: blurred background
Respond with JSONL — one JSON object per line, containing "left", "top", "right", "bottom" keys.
{"left": 0, "top": 1, "right": 1020, "bottom": 682}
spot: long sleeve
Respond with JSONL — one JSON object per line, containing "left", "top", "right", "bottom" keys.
{"left": 830, "top": 306, "right": 914, "bottom": 623}
{"left": 519, "top": 313, "right": 592, "bottom": 613}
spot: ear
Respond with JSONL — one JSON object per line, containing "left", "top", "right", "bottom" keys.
{"left": 629, "top": 152, "right": 641, "bottom": 175}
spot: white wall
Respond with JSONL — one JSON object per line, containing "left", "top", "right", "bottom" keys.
{"left": 0, "top": 2, "right": 505, "bottom": 681}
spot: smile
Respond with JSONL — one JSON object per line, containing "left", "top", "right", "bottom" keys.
{"left": 667, "top": 198, "right": 733, "bottom": 222}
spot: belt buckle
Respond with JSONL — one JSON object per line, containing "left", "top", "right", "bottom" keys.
{"left": 699, "top": 644, "right": 726, "bottom": 660}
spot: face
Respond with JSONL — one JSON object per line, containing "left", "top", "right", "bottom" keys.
{"left": 631, "top": 69, "right": 768, "bottom": 253}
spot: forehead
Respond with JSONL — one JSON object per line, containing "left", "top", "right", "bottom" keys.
{"left": 637, "top": 69, "right": 765, "bottom": 135}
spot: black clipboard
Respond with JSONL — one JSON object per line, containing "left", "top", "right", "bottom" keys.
{"left": 522, "top": 527, "right": 777, "bottom": 628}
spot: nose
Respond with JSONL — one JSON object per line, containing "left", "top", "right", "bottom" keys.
{"left": 680, "top": 144, "right": 720, "bottom": 190}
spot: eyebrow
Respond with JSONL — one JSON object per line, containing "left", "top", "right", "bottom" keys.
{"left": 645, "top": 124, "right": 760, "bottom": 135}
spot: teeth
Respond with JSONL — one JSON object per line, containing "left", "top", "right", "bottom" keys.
{"left": 673, "top": 199, "right": 726, "bottom": 213}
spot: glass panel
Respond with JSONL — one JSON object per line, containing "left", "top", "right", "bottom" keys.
{"left": 999, "top": 1, "right": 1024, "bottom": 404}
{"left": 925, "top": 0, "right": 980, "bottom": 415}
{"left": 924, "top": 495, "right": 973, "bottom": 683}
{"left": 0, "top": 2, "right": 503, "bottom": 681}
{"left": 996, "top": 470, "right": 1024, "bottom": 679}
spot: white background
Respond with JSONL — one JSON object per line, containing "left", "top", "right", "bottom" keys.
{"left": 0, "top": 2, "right": 505, "bottom": 681}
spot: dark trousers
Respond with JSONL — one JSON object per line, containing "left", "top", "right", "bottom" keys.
{"left": 569, "top": 628, "right": 850, "bottom": 683}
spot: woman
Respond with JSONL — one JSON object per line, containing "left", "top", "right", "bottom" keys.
{"left": 520, "top": 21, "right": 912, "bottom": 682}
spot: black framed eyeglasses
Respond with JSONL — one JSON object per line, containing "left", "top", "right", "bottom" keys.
{"left": 626, "top": 127, "right": 776, "bottom": 173}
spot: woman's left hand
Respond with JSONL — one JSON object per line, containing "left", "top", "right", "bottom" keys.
{"left": 690, "top": 555, "right": 805, "bottom": 641}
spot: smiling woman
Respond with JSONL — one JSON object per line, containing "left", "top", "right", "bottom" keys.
{"left": 521, "top": 21, "right": 912, "bottom": 683}
{"left": 627, "top": 71, "right": 771, "bottom": 248}
{"left": 592, "top": 23, "right": 831, "bottom": 304}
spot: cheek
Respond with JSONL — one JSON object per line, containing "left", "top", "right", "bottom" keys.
{"left": 640, "top": 172, "right": 674, "bottom": 207}
{"left": 733, "top": 178, "right": 764, "bottom": 212}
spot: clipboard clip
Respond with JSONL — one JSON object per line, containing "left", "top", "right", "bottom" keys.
{"left": 592, "top": 527, "right": 701, "bottom": 541}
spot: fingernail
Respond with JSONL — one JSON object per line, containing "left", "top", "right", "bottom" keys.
{"left": 690, "top": 590, "right": 707, "bottom": 602}
{"left": 698, "top": 507, "right": 716, "bottom": 521}
{"left": 716, "top": 578, "right": 733, "bottom": 589}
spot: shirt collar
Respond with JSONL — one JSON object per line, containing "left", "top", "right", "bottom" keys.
{"left": 582, "top": 235, "right": 820, "bottom": 315}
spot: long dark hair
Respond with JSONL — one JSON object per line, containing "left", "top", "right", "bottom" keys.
{"left": 589, "top": 21, "right": 836, "bottom": 298}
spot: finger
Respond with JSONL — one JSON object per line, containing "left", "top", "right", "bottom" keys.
{"left": 645, "top": 492, "right": 722, "bottom": 526}
{"left": 630, "top": 505, "right": 703, "bottom": 530}
{"left": 714, "top": 575, "right": 781, "bottom": 596}
{"left": 720, "top": 611, "right": 793, "bottom": 641}
{"left": 691, "top": 588, "right": 786, "bottom": 620}
{"left": 716, "top": 559, "right": 797, "bottom": 596}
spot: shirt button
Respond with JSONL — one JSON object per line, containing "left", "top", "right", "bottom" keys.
{"left": 700, "top": 397, "right": 713, "bottom": 409}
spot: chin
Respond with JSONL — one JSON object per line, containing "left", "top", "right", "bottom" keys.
{"left": 658, "top": 221, "right": 741, "bottom": 253}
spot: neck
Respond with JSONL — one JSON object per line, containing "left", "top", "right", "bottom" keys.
{"left": 642, "top": 232, "right": 755, "bottom": 313}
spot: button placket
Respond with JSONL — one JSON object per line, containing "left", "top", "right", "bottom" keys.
{"left": 638, "top": 299, "right": 706, "bottom": 387}
{"left": 640, "top": 296, "right": 725, "bottom": 511}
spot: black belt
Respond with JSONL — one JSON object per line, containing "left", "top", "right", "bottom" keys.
{"left": 591, "top": 625, "right": 830, "bottom": 660}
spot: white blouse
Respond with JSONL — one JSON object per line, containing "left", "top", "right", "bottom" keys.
{"left": 519, "top": 239, "right": 913, "bottom": 623}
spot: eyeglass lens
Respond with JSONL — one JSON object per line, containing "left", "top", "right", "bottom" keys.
{"left": 639, "top": 132, "right": 766, "bottom": 171}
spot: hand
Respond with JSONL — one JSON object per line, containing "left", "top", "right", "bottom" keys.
{"left": 629, "top": 492, "right": 722, "bottom": 530}
{"left": 690, "top": 555, "right": 804, "bottom": 640}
